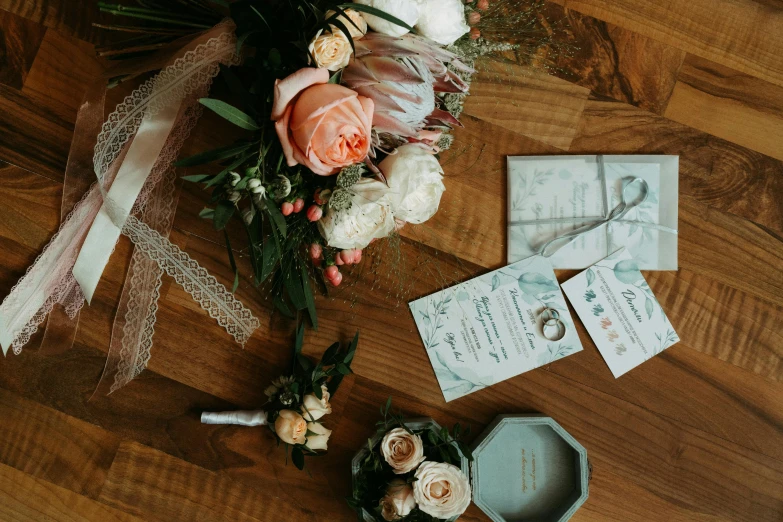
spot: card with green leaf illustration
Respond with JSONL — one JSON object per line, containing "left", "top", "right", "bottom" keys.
{"left": 561, "top": 248, "right": 680, "bottom": 378}
{"left": 409, "top": 255, "right": 583, "bottom": 402}
{"left": 508, "top": 155, "right": 678, "bottom": 270}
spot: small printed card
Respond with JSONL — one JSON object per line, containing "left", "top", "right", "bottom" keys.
{"left": 508, "top": 155, "right": 679, "bottom": 270}
{"left": 409, "top": 255, "right": 583, "bottom": 402}
{"left": 561, "top": 248, "right": 680, "bottom": 378}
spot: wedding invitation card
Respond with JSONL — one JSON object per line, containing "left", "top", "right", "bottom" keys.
{"left": 508, "top": 155, "right": 678, "bottom": 270}
{"left": 561, "top": 248, "right": 680, "bottom": 378}
{"left": 409, "top": 256, "right": 583, "bottom": 402}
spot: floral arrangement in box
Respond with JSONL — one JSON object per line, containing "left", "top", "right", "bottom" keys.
{"left": 202, "top": 324, "right": 358, "bottom": 469}
{"left": 350, "top": 399, "right": 474, "bottom": 521}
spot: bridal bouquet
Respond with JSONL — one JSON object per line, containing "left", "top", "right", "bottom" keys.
{"left": 96, "top": 0, "right": 535, "bottom": 328}
{"left": 202, "top": 325, "right": 358, "bottom": 469}
{"left": 350, "top": 399, "right": 474, "bottom": 520}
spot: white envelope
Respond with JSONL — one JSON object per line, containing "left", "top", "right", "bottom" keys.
{"left": 508, "top": 155, "right": 679, "bottom": 270}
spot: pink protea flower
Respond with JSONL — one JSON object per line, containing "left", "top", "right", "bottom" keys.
{"left": 342, "top": 33, "right": 474, "bottom": 140}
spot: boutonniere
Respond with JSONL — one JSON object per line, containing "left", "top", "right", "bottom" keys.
{"left": 202, "top": 324, "right": 358, "bottom": 470}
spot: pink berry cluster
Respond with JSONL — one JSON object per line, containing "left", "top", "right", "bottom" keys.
{"left": 309, "top": 244, "right": 363, "bottom": 287}
{"left": 280, "top": 198, "right": 305, "bottom": 216}
{"left": 465, "top": 0, "right": 488, "bottom": 39}
{"left": 280, "top": 192, "right": 324, "bottom": 223}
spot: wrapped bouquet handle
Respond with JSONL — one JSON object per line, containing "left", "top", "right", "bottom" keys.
{"left": 202, "top": 410, "right": 268, "bottom": 426}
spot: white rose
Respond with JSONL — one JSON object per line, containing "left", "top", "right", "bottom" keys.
{"left": 381, "top": 427, "right": 426, "bottom": 474}
{"left": 304, "top": 421, "right": 332, "bottom": 451}
{"left": 353, "top": 0, "right": 422, "bottom": 37}
{"left": 413, "top": 461, "right": 472, "bottom": 519}
{"left": 325, "top": 9, "right": 368, "bottom": 39}
{"left": 380, "top": 479, "right": 417, "bottom": 520}
{"left": 318, "top": 178, "right": 396, "bottom": 249}
{"left": 309, "top": 28, "right": 353, "bottom": 71}
{"left": 415, "top": 0, "right": 470, "bottom": 45}
{"left": 301, "top": 384, "right": 332, "bottom": 421}
{"left": 380, "top": 144, "right": 445, "bottom": 224}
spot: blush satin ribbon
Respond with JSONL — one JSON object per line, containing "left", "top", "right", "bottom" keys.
{"left": 0, "top": 21, "right": 260, "bottom": 394}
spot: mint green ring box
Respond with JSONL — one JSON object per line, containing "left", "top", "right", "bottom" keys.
{"left": 467, "top": 415, "right": 590, "bottom": 521}
{"left": 352, "top": 415, "right": 589, "bottom": 521}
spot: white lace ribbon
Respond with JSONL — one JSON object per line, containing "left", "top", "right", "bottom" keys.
{"left": 0, "top": 22, "right": 259, "bottom": 361}
{"left": 73, "top": 99, "right": 182, "bottom": 303}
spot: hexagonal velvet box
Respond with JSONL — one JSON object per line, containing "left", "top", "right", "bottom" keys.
{"left": 469, "top": 415, "right": 589, "bottom": 521}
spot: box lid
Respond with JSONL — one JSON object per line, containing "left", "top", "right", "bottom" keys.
{"left": 465, "top": 414, "right": 589, "bottom": 522}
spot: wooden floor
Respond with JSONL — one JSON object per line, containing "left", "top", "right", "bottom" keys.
{"left": 0, "top": 1, "right": 781, "bottom": 521}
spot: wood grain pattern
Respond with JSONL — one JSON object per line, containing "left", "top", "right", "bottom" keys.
{"left": 0, "top": 463, "right": 141, "bottom": 522}
{"left": 561, "top": 0, "right": 783, "bottom": 87}
{"left": 551, "top": 6, "right": 686, "bottom": 114}
{"left": 462, "top": 60, "right": 591, "bottom": 150}
{"left": 0, "top": 1, "right": 781, "bottom": 521}
{"left": 0, "top": 10, "right": 45, "bottom": 89}
{"left": 665, "top": 54, "right": 783, "bottom": 161}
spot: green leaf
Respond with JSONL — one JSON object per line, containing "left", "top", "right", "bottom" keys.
{"left": 328, "top": 70, "right": 342, "bottom": 84}
{"left": 175, "top": 142, "right": 254, "bottom": 167}
{"left": 212, "top": 200, "right": 237, "bottom": 230}
{"left": 321, "top": 342, "right": 341, "bottom": 365}
{"left": 266, "top": 201, "right": 287, "bottom": 238}
{"left": 274, "top": 295, "right": 295, "bottom": 318}
{"left": 447, "top": 443, "right": 461, "bottom": 464}
{"left": 291, "top": 447, "right": 305, "bottom": 470}
{"left": 199, "top": 208, "right": 215, "bottom": 220}
{"left": 295, "top": 321, "right": 305, "bottom": 355}
{"left": 586, "top": 268, "right": 595, "bottom": 287}
{"left": 313, "top": 382, "right": 323, "bottom": 400}
{"left": 284, "top": 267, "right": 307, "bottom": 311}
{"left": 384, "top": 396, "right": 392, "bottom": 416}
{"left": 261, "top": 237, "right": 279, "bottom": 283}
{"left": 336, "top": 363, "right": 351, "bottom": 375}
{"left": 181, "top": 174, "right": 213, "bottom": 183}
{"left": 199, "top": 98, "right": 260, "bottom": 131}
{"left": 340, "top": 3, "right": 412, "bottom": 30}
{"left": 223, "top": 230, "right": 240, "bottom": 293}
{"left": 236, "top": 29, "right": 258, "bottom": 54}
{"left": 301, "top": 264, "right": 318, "bottom": 329}
{"left": 298, "top": 354, "right": 314, "bottom": 372}
{"left": 213, "top": 201, "right": 235, "bottom": 231}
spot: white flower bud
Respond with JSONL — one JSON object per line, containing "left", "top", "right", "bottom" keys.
{"left": 415, "top": 0, "right": 470, "bottom": 45}
{"left": 378, "top": 144, "right": 445, "bottom": 224}
{"left": 229, "top": 171, "right": 241, "bottom": 187}
{"left": 241, "top": 206, "right": 256, "bottom": 225}
{"left": 228, "top": 190, "right": 242, "bottom": 203}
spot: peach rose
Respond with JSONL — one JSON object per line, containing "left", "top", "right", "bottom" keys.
{"left": 413, "top": 461, "right": 472, "bottom": 519}
{"left": 274, "top": 409, "right": 307, "bottom": 445}
{"left": 381, "top": 427, "right": 426, "bottom": 474}
{"left": 272, "top": 68, "right": 374, "bottom": 176}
